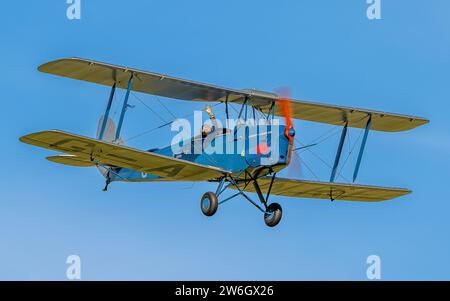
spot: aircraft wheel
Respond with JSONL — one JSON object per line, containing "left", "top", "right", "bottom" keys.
{"left": 264, "top": 203, "right": 282, "bottom": 227}
{"left": 201, "top": 192, "right": 218, "bottom": 217}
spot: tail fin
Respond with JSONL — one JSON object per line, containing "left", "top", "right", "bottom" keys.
{"left": 97, "top": 115, "right": 125, "bottom": 145}
{"left": 96, "top": 115, "right": 124, "bottom": 182}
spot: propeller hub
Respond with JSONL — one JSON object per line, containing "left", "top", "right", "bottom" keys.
{"left": 287, "top": 127, "right": 296, "bottom": 138}
{"left": 284, "top": 126, "right": 295, "bottom": 144}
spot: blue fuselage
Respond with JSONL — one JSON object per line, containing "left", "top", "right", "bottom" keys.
{"left": 108, "top": 125, "right": 292, "bottom": 182}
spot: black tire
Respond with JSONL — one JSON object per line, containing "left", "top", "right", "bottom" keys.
{"left": 201, "top": 192, "right": 218, "bottom": 217}
{"left": 264, "top": 203, "right": 282, "bottom": 227}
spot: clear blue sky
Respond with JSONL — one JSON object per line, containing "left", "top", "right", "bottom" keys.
{"left": 1, "top": 0, "right": 449, "bottom": 280}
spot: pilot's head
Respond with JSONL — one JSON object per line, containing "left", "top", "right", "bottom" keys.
{"left": 202, "top": 124, "right": 212, "bottom": 138}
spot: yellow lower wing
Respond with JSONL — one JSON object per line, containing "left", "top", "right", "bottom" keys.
{"left": 236, "top": 177, "right": 410, "bottom": 202}
{"left": 20, "top": 130, "right": 230, "bottom": 181}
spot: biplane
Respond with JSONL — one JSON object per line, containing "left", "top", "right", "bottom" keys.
{"left": 20, "top": 58, "right": 429, "bottom": 227}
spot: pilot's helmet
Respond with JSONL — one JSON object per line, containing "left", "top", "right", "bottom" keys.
{"left": 202, "top": 124, "right": 212, "bottom": 136}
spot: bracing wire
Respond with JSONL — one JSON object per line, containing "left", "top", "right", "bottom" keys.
{"left": 131, "top": 92, "right": 167, "bottom": 123}
{"left": 335, "top": 128, "right": 364, "bottom": 180}
{"left": 310, "top": 126, "right": 344, "bottom": 146}
{"left": 125, "top": 102, "right": 222, "bottom": 143}
{"left": 153, "top": 95, "right": 177, "bottom": 119}
{"left": 295, "top": 152, "right": 321, "bottom": 181}
{"left": 294, "top": 135, "right": 351, "bottom": 183}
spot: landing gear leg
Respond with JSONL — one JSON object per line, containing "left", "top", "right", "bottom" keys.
{"left": 103, "top": 170, "right": 111, "bottom": 192}
{"left": 253, "top": 177, "right": 282, "bottom": 227}
{"left": 214, "top": 173, "right": 283, "bottom": 227}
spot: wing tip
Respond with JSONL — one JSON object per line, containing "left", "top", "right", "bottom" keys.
{"left": 19, "top": 130, "right": 64, "bottom": 144}
{"left": 37, "top": 57, "right": 85, "bottom": 73}
{"left": 18, "top": 135, "right": 27, "bottom": 143}
{"left": 18, "top": 133, "right": 37, "bottom": 144}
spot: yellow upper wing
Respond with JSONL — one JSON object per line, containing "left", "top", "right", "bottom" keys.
{"left": 20, "top": 130, "right": 230, "bottom": 181}
{"left": 235, "top": 177, "right": 410, "bottom": 202}
{"left": 38, "top": 58, "right": 429, "bottom": 132}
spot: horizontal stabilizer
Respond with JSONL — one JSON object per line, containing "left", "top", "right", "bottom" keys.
{"left": 47, "top": 155, "right": 96, "bottom": 167}
{"left": 234, "top": 177, "right": 410, "bottom": 202}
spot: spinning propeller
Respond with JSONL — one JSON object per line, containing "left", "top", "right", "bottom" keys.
{"left": 276, "top": 88, "right": 315, "bottom": 177}
{"left": 277, "top": 87, "right": 295, "bottom": 152}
